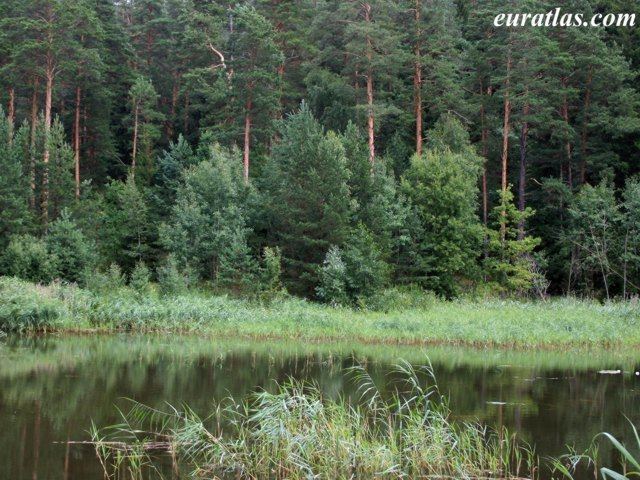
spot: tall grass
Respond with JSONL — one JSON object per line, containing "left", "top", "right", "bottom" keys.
{"left": 1, "top": 276, "right": 639, "bottom": 348}
{"left": 91, "top": 361, "right": 539, "bottom": 479}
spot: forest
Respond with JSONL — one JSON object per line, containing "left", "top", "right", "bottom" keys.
{"left": 1, "top": 0, "right": 640, "bottom": 304}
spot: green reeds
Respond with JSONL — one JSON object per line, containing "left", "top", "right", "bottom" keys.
{"left": 91, "top": 361, "right": 539, "bottom": 479}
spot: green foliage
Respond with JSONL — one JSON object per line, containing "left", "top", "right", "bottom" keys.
{"left": 161, "top": 144, "right": 255, "bottom": 285}
{"left": 46, "top": 211, "right": 94, "bottom": 284}
{"left": 129, "top": 261, "right": 151, "bottom": 295}
{"left": 264, "top": 105, "right": 352, "bottom": 295}
{"left": 156, "top": 255, "right": 190, "bottom": 297}
{"left": 400, "top": 117, "right": 483, "bottom": 296}
{"left": 101, "top": 176, "right": 153, "bottom": 270}
{"left": 567, "top": 181, "right": 621, "bottom": 299}
{"left": 0, "top": 112, "right": 31, "bottom": 247}
{"left": 128, "top": 76, "right": 164, "bottom": 183}
{"left": 316, "top": 246, "right": 349, "bottom": 306}
{"left": 341, "top": 225, "right": 389, "bottom": 302}
{"left": 0, "top": 235, "right": 57, "bottom": 283}
{"left": 259, "top": 246, "right": 284, "bottom": 297}
{"left": 485, "top": 189, "right": 543, "bottom": 296}
{"left": 621, "top": 178, "right": 640, "bottom": 297}
{"left": 0, "top": 277, "right": 62, "bottom": 333}
{"left": 84, "top": 263, "right": 127, "bottom": 294}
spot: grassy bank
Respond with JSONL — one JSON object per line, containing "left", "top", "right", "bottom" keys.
{"left": 1, "top": 276, "right": 639, "bottom": 348}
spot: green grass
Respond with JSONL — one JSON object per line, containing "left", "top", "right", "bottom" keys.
{"left": 1, "top": 276, "right": 639, "bottom": 348}
{"left": 91, "top": 362, "right": 540, "bottom": 480}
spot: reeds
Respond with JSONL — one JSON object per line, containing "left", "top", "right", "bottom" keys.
{"left": 91, "top": 361, "right": 539, "bottom": 479}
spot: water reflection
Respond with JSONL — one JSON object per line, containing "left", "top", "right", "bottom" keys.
{"left": 0, "top": 335, "right": 639, "bottom": 479}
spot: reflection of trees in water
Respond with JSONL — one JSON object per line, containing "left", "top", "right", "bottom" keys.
{"left": 0, "top": 336, "right": 639, "bottom": 479}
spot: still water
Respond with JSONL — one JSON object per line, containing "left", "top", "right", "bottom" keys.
{"left": 1, "top": 334, "right": 639, "bottom": 479}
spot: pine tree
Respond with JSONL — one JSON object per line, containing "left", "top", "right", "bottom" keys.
{"left": 128, "top": 76, "right": 164, "bottom": 183}
{"left": 263, "top": 105, "right": 352, "bottom": 295}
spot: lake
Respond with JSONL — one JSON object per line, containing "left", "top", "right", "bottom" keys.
{"left": 1, "top": 334, "right": 639, "bottom": 479}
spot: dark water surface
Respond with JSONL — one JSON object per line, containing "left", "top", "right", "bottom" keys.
{"left": 1, "top": 334, "right": 640, "bottom": 479}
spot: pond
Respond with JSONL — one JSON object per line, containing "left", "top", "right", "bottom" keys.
{"left": 1, "top": 334, "right": 639, "bottom": 479}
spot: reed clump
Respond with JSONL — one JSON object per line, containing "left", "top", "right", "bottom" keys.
{"left": 91, "top": 361, "right": 539, "bottom": 479}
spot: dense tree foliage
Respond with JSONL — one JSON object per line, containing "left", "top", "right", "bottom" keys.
{"left": 1, "top": 0, "right": 639, "bottom": 302}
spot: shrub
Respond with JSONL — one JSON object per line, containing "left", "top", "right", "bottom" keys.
{"left": 259, "top": 246, "right": 284, "bottom": 298}
{"left": 46, "top": 211, "right": 95, "bottom": 284}
{"left": 129, "top": 261, "right": 151, "bottom": 294}
{"left": 84, "top": 263, "right": 126, "bottom": 294}
{"left": 365, "top": 285, "right": 438, "bottom": 312}
{"left": 0, "top": 234, "right": 58, "bottom": 283}
{"left": 316, "top": 246, "right": 349, "bottom": 306}
{"left": 157, "top": 255, "right": 189, "bottom": 296}
{"left": 0, "top": 277, "right": 62, "bottom": 332}
{"left": 342, "top": 225, "right": 389, "bottom": 302}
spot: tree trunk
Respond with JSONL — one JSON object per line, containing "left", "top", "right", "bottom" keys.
{"left": 74, "top": 86, "right": 81, "bottom": 199}
{"left": 243, "top": 96, "right": 252, "bottom": 185}
{"left": 413, "top": 0, "right": 423, "bottom": 157}
{"left": 580, "top": 66, "right": 592, "bottom": 185}
{"left": 29, "top": 78, "right": 39, "bottom": 210}
{"left": 42, "top": 66, "right": 54, "bottom": 228}
{"left": 131, "top": 101, "right": 139, "bottom": 181}
{"left": 480, "top": 83, "right": 491, "bottom": 227}
{"left": 183, "top": 91, "right": 190, "bottom": 132}
{"left": 168, "top": 71, "right": 180, "bottom": 138}
{"left": 500, "top": 52, "right": 512, "bottom": 242}
{"left": 364, "top": 3, "right": 375, "bottom": 166}
{"left": 7, "top": 86, "right": 15, "bottom": 142}
{"left": 561, "top": 77, "right": 572, "bottom": 188}
{"left": 518, "top": 103, "right": 530, "bottom": 240}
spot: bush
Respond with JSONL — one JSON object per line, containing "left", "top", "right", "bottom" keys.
{"left": 84, "top": 263, "right": 126, "bottom": 294}
{"left": 129, "top": 261, "right": 151, "bottom": 294}
{"left": 365, "top": 285, "right": 438, "bottom": 312}
{"left": 316, "top": 246, "right": 349, "bottom": 306}
{"left": 259, "top": 246, "right": 284, "bottom": 299}
{"left": 157, "top": 255, "right": 190, "bottom": 296}
{"left": 0, "top": 277, "right": 62, "bottom": 332}
{"left": 342, "top": 226, "right": 388, "bottom": 302}
{"left": 46, "top": 211, "right": 95, "bottom": 284}
{"left": 0, "top": 234, "right": 58, "bottom": 283}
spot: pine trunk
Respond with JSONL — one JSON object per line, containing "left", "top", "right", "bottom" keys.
{"left": 29, "top": 78, "right": 39, "bottom": 210}
{"left": 7, "top": 86, "right": 15, "bottom": 142}
{"left": 131, "top": 101, "right": 139, "bottom": 181}
{"left": 42, "top": 66, "right": 54, "bottom": 227}
{"left": 74, "top": 86, "right": 81, "bottom": 199}
{"left": 580, "top": 66, "right": 592, "bottom": 185}
{"left": 243, "top": 96, "right": 252, "bottom": 185}
{"left": 518, "top": 105, "right": 530, "bottom": 240}
{"left": 561, "top": 77, "right": 572, "bottom": 188}
{"left": 413, "top": 0, "right": 423, "bottom": 157}
{"left": 480, "top": 83, "right": 490, "bottom": 227}
{"left": 500, "top": 52, "right": 512, "bottom": 242}
{"left": 364, "top": 3, "right": 375, "bottom": 166}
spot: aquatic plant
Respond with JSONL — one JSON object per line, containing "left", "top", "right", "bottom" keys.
{"left": 90, "top": 361, "right": 539, "bottom": 479}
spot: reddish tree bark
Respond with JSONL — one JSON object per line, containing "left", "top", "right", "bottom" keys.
{"left": 363, "top": 3, "right": 375, "bottom": 166}
{"left": 580, "top": 66, "right": 593, "bottom": 185}
{"left": 243, "top": 96, "right": 252, "bottom": 185}
{"left": 74, "top": 86, "right": 81, "bottom": 199}
{"left": 561, "top": 77, "right": 573, "bottom": 188}
{"left": 7, "top": 86, "right": 15, "bottom": 142}
{"left": 518, "top": 103, "right": 530, "bottom": 240}
{"left": 29, "top": 78, "right": 39, "bottom": 210}
{"left": 500, "top": 51, "right": 512, "bottom": 242}
{"left": 131, "top": 99, "right": 139, "bottom": 181}
{"left": 42, "top": 64, "right": 53, "bottom": 227}
{"left": 413, "top": 0, "right": 423, "bottom": 157}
